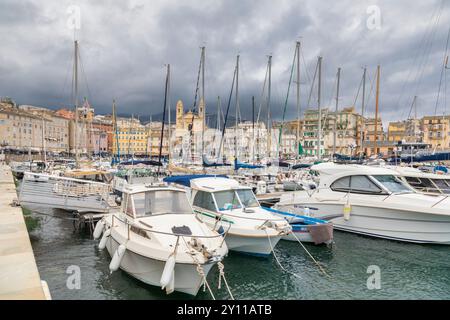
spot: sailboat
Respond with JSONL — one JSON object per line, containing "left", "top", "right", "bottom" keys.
{"left": 19, "top": 40, "right": 120, "bottom": 214}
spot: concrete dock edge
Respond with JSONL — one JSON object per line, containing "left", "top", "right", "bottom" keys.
{"left": 0, "top": 165, "right": 48, "bottom": 300}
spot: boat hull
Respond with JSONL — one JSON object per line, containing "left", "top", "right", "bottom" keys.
{"left": 225, "top": 233, "right": 282, "bottom": 257}
{"left": 277, "top": 202, "right": 450, "bottom": 244}
{"left": 106, "top": 236, "right": 214, "bottom": 296}
{"left": 282, "top": 231, "right": 313, "bottom": 242}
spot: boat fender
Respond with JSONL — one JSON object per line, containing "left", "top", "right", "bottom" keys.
{"left": 160, "top": 255, "right": 176, "bottom": 289}
{"left": 93, "top": 220, "right": 105, "bottom": 240}
{"left": 166, "top": 268, "right": 175, "bottom": 294}
{"left": 343, "top": 200, "right": 351, "bottom": 221}
{"left": 217, "top": 225, "right": 225, "bottom": 236}
{"left": 109, "top": 244, "right": 126, "bottom": 273}
{"left": 98, "top": 228, "right": 111, "bottom": 250}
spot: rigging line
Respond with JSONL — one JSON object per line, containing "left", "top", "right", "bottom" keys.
{"left": 434, "top": 24, "right": 450, "bottom": 115}
{"left": 413, "top": 2, "right": 445, "bottom": 98}
{"left": 188, "top": 50, "right": 204, "bottom": 142}
{"left": 364, "top": 69, "right": 377, "bottom": 116}
{"left": 217, "top": 65, "right": 237, "bottom": 161}
{"left": 306, "top": 59, "right": 319, "bottom": 109}
{"left": 300, "top": 47, "right": 313, "bottom": 86}
{"left": 445, "top": 56, "right": 448, "bottom": 116}
{"left": 77, "top": 49, "right": 93, "bottom": 103}
{"left": 320, "top": 70, "right": 338, "bottom": 134}
{"left": 395, "top": 0, "right": 444, "bottom": 115}
{"left": 60, "top": 48, "right": 74, "bottom": 107}
{"left": 327, "top": 72, "right": 338, "bottom": 108}
{"left": 407, "top": 96, "right": 417, "bottom": 120}
{"left": 352, "top": 72, "right": 364, "bottom": 110}
{"left": 191, "top": 51, "right": 203, "bottom": 112}
{"left": 278, "top": 48, "right": 298, "bottom": 155}
{"left": 256, "top": 60, "right": 269, "bottom": 124}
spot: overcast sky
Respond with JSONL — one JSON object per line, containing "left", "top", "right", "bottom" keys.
{"left": 1, "top": 0, "right": 450, "bottom": 125}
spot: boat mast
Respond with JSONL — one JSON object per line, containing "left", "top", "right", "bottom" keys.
{"left": 252, "top": 95, "right": 255, "bottom": 163}
{"left": 374, "top": 65, "right": 380, "bottom": 156}
{"left": 234, "top": 55, "right": 240, "bottom": 162}
{"left": 296, "top": 41, "right": 301, "bottom": 161}
{"left": 333, "top": 67, "right": 341, "bottom": 156}
{"left": 217, "top": 62, "right": 237, "bottom": 162}
{"left": 360, "top": 67, "right": 366, "bottom": 156}
{"left": 411, "top": 95, "right": 417, "bottom": 140}
{"left": 127, "top": 114, "right": 133, "bottom": 157}
{"left": 149, "top": 115, "right": 153, "bottom": 158}
{"left": 317, "top": 56, "right": 322, "bottom": 160}
{"left": 267, "top": 55, "right": 272, "bottom": 159}
{"left": 158, "top": 64, "right": 170, "bottom": 174}
{"left": 74, "top": 40, "right": 79, "bottom": 168}
{"left": 215, "top": 96, "right": 221, "bottom": 158}
{"left": 112, "top": 99, "right": 120, "bottom": 163}
{"left": 168, "top": 63, "right": 172, "bottom": 164}
{"left": 278, "top": 44, "right": 297, "bottom": 159}
{"left": 201, "top": 46, "right": 206, "bottom": 158}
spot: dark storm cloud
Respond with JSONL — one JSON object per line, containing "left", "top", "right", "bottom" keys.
{"left": 0, "top": 0, "right": 449, "bottom": 124}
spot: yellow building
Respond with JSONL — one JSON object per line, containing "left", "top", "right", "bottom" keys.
{"left": 173, "top": 99, "right": 206, "bottom": 158}
{"left": 422, "top": 115, "right": 450, "bottom": 149}
{"left": 175, "top": 99, "right": 204, "bottom": 133}
{"left": 112, "top": 122, "right": 149, "bottom": 156}
{"left": 146, "top": 122, "right": 171, "bottom": 156}
{"left": 387, "top": 121, "right": 406, "bottom": 142}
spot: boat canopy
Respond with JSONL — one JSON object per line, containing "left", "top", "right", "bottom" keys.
{"left": 202, "top": 154, "right": 231, "bottom": 167}
{"left": 163, "top": 174, "right": 228, "bottom": 187}
{"left": 119, "top": 159, "right": 162, "bottom": 166}
{"left": 291, "top": 163, "right": 313, "bottom": 170}
{"left": 234, "top": 158, "right": 264, "bottom": 170}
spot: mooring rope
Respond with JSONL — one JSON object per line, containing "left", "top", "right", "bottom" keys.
{"left": 290, "top": 231, "right": 331, "bottom": 278}
{"left": 181, "top": 236, "right": 216, "bottom": 300}
{"left": 264, "top": 229, "right": 302, "bottom": 280}
{"left": 217, "top": 261, "right": 235, "bottom": 300}
{"left": 196, "top": 263, "right": 216, "bottom": 300}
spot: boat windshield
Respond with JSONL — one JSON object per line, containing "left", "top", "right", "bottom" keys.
{"left": 431, "top": 179, "right": 450, "bottom": 194}
{"left": 236, "top": 189, "right": 259, "bottom": 208}
{"left": 372, "top": 175, "right": 413, "bottom": 193}
{"left": 132, "top": 190, "right": 192, "bottom": 217}
{"left": 214, "top": 190, "right": 241, "bottom": 211}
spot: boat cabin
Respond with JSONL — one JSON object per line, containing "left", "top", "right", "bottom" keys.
{"left": 120, "top": 184, "right": 193, "bottom": 219}
{"left": 393, "top": 167, "right": 450, "bottom": 195}
{"left": 189, "top": 177, "right": 260, "bottom": 212}
{"left": 312, "top": 163, "right": 415, "bottom": 196}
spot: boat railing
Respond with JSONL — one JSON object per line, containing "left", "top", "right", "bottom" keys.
{"left": 20, "top": 172, "right": 114, "bottom": 210}
{"left": 111, "top": 214, "right": 228, "bottom": 240}
{"left": 210, "top": 208, "right": 287, "bottom": 223}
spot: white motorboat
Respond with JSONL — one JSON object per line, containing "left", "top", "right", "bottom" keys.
{"left": 94, "top": 183, "right": 228, "bottom": 296}
{"left": 164, "top": 175, "right": 292, "bottom": 256}
{"left": 391, "top": 166, "right": 450, "bottom": 195}
{"left": 275, "top": 163, "right": 450, "bottom": 244}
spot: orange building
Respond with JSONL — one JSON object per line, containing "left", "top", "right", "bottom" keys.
{"left": 92, "top": 120, "right": 114, "bottom": 153}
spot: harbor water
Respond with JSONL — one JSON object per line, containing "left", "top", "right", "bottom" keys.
{"left": 26, "top": 204, "right": 450, "bottom": 300}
